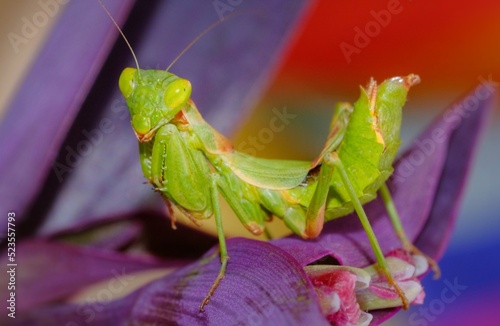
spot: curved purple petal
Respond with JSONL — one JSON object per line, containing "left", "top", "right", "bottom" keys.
{"left": 0, "top": 211, "right": 217, "bottom": 314}
{"left": 4, "top": 238, "right": 329, "bottom": 326}
{"left": 0, "top": 239, "right": 187, "bottom": 312}
{"left": 412, "top": 83, "right": 496, "bottom": 259}
{"left": 49, "top": 211, "right": 218, "bottom": 257}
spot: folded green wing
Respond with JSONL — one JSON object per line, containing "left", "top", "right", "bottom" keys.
{"left": 222, "top": 152, "right": 311, "bottom": 190}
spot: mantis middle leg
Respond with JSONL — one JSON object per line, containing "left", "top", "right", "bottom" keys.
{"left": 199, "top": 174, "right": 229, "bottom": 312}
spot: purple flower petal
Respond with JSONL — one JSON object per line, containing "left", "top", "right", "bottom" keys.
{"left": 1, "top": 211, "right": 219, "bottom": 315}
{"left": 49, "top": 211, "right": 218, "bottom": 257}
{"left": 52, "top": 216, "right": 144, "bottom": 250}
{"left": 0, "top": 238, "right": 186, "bottom": 312}
{"left": 412, "top": 81, "right": 497, "bottom": 259}
{"left": 4, "top": 238, "right": 329, "bottom": 326}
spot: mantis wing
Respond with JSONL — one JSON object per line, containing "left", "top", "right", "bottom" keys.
{"left": 222, "top": 152, "right": 311, "bottom": 190}
{"left": 221, "top": 101, "right": 353, "bottom": 190}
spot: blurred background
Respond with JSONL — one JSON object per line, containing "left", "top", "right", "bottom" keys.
{"left": 1, "top": 1, "right": 499, "bottom": 325}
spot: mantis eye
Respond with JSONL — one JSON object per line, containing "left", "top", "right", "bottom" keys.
{"left": 163, "top": 78, "right": 192, "bottom": 110}
{"left": 119, "top": 67, "right": 137, "bottom": 98}
{"left": 132, "top": 114, "right": 150, "bottom": 136}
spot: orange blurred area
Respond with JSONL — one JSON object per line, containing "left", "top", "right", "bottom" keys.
{"left": 274, "top": 0, "right": 500, "bottom": 103}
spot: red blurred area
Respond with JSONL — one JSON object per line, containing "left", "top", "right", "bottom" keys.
{"left": 277, "top": 0, "right": 500, "bottom": 98}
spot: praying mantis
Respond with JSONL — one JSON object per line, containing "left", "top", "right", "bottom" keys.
{"left": 99, "top": 0, "right": 439, "bottom": 313}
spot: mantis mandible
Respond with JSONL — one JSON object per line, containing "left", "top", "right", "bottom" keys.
{"left": 99, "top": 0, "right": 439, "bottom": 312}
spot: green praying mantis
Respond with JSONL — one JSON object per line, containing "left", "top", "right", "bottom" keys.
{"left": 99, "top": 0, "right": 439, "bottom": 312}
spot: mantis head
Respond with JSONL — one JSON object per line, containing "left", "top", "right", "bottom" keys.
{"left": 119, "top": 67, "right": 192, "bottom": 142}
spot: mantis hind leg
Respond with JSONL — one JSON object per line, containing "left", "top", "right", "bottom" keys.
{"left": 379, "top": 183, "right": 441, "bottom": 278}
{"left": 199, "top": 174, "right": 229, "bottom": 312}
{"left": 313, "top": 152, "right": 410, "bottom": 309}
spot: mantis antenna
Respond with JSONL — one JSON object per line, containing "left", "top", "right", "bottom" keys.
{"left": 97, "top": 0, "right": 141, "bottom": 75}
{"left": 166, "top": 11, "right": 264, "bottom": 72}
{"left": 98, "top": 0, "right": 262, "bottom": 74}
